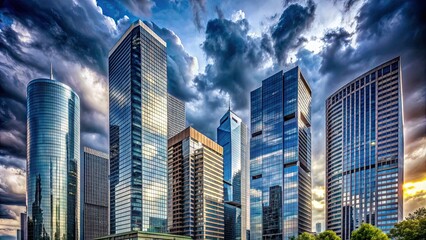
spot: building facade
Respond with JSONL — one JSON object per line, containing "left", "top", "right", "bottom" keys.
{"left": 217, "top": 110, "right": 249, "bottom": 240}
{"left": 27, "top": 78, "right": 80, "bottom": 239}
{"left": 167, "top": 93, "right": 186, "bottom": 139}
{"left": 109, "top": 20, "right": 168, "bottom": 234}
{"left": 167, "top": 127, "right": 224, "bottom": 239}
{"left": 83, "top": 147, "right": 109, "bottom": 239}
{"left": 250, "top": 66, "right": 312, "bottom": 239}
{"left": 95, "top": 231, "right": 192, "bottom": 240}
{"left": 325, "top": 57, "right": 404, "bottom": 239}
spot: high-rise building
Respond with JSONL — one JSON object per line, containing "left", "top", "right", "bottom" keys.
{"left": 27, "top": 78, "right": 80, "bottom": 239}
{"left": 167, "top": 93, "right": 186, "bottom": 139}
{"left": 17, "top": 230, "right": 21, "bottom": 240}
{"left": 250, "top": 66, "right": 312, "bottom": 239}
{"left": 217, "top": 109, "right": 249, "bottom": 240}
{"left": 109, "top": 20, "right": 168, "bottom": 234}
{"left": 20, "top": 212, "right": 26, "bottom": 240}
{"left": 167, "top": 127, "right": 224, "bottom": 239}
{"left": 316, "top": 223, "right": 321, "bottom": 234}
{"left": 325, "top": 57, "right": 404, "bottom": 239}
{"left": 83, "top": 147, "right": 109, "bottom": 239}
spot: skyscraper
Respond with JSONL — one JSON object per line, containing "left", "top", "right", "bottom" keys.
{"left": 20, "top": 212, "right": 26, "bottom": 240}
{"left": 27, "top": 78, "right": 80, "bottom": 239}
{"left": 217, "top": 109, "right": 249, "bottom": 240}
{"left": 83, "top": 147, "right": 109, "bottom": 240}
{"left": 109, "top": 20, "right": 168, "bottom": 234}
{"left": 250, "top": 66, "right": 312, "bottom": 239}
{"left": 167, "top": 127, "right": 224, "bottom": 239}
{"left": 167, "top": 93, "right": 186, "bottom": 139}
{"left": 325, "top": 57, "right": 404, "bottom": 239}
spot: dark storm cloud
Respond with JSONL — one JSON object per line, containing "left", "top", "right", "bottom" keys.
{"left": 1, "top": 0, "right": 114, "bottom": 74}
{"left": 270, "top": 0, "right": 316, "bottom": 64}
{"left": 185, "top": 17, "right": 273, "bottom": 138}
{"left": 199, "top": 18, "right": 271, "bottom": 109}
{"left": 119, "top": 0, "right": 155, "bottom": 17}
{"left": 189, "top": 0, "right": 207, "bottom": 31}
{"left": 0, "top": 205, "right": 18, "bottom": 220}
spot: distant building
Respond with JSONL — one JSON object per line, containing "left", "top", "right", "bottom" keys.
{"left": 325, "top": 57, "right": 404, "bottom": 239}
{"left": 316, "top": 223, "right": 321, "bottom": 234}
{"left": 20, "top": 212, "right": 26, "bottom": 240}
{"left": 168, "top": 127, "right": 224, "bottom": 239}
{"left": 27, "top": 78, "right": 80, "bottom": 239}
{"left": 217, "top": 109, "right": 249, "bottom": 240}
{"left": 109, "top": 20, "right": 168, "bottom": 234}
{"left": 167, "top": 93, "right": 186, "bottom": 139}
{"left": 83, "top": 147, "right": 109, "bottom": 240}
{"left": 250, "top": 66, "right": 312, "bottom": 239}
{"left": 17, "top": 230, "right": 21, "bottom": 240}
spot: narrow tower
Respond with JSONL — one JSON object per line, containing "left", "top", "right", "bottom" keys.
{"left": 217, "top": 109, "right": 249, "bottom": 240}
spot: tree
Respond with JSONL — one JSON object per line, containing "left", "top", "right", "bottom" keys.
{"left": 316, "top": 230, "right": 341, "bottom": 240}
{"left": 389, "top": 207, "right": 426, "bottom": 240}
{"left": 296, "top": 232, "right": 316, "bottom": 240}
{"left": 351, "top": 223, "right": 389, "bottom": 240}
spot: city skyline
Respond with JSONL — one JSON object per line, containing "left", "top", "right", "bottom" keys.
{"left": 0, "top": 0, "right": 425, "bottom": 239}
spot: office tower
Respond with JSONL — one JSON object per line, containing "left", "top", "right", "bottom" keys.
{"left": 17, "top": 230, "right": 21, "bottom": 240}
{"left": 217, "top": 109, "right": 249, "bottom": 240}
{"left": 316, "top": 223, "right": 321, "bottom": 234}
{"left": 167, "top": 93, "right": 186, "bottom": 139}
{"left": 250, "top": 66, "right": 312, "bottom": 239}
{"left": 20, "top": 212, "right": 26, "bottom": 240}
{"left": 325, "top": 57, "right": 404, "bottom": 239}
{"left": 109, "top": 20, "right": 168, "bottom": 234}
{"left": 168, "top": 127, "right": 224, "bottom": 239}
{"left": 83, "top": 147, "right": 109, "bottom": 239}
{"left": 27, "top": 78, "right": 80, "bottom": 239}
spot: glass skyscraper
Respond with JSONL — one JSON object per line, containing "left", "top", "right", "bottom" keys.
{"left": 109, "top": 20, "right": 168, "bottom": 234}
{"left": 27, "top": 78, "right": 80, "bottom": 240}
{"left": 83, "top": 147, "right": 109, "bottom": 240}
{"left": 167, "top": 93, "right": 186, "bottom": 139}
{"left": 217, "top": 109, "right": 249, "bottom": 240}
{"left": 250, "top": 66, "right": 312, "bottom": 240}
{"left": 325, "top": 57, "right": 404, "bottom": 239}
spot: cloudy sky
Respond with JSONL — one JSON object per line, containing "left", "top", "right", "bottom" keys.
{"left": 0, "top": 0, "right": 425, "bottom": 238}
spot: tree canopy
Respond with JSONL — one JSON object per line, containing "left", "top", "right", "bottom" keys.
{"left": 351, "top": 223, "right": 389, "bottom": 240}
{"left": 389, "top": 207, "right": 426, "bottom": 240}
{"left": 316, "top": 230, "right": 341, "bottom": 240}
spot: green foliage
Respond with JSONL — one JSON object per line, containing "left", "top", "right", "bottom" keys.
{"left": 296, "top": 232, "right": 316, "bottom": 240}
{"left": 351, "top": 223, "right": 389, "bottom": 240}
{"left": 389, "top": 207, "right": 426, "bottom": 240}
{"left": 316, "top": 230, "right": 341, "bottom": 240}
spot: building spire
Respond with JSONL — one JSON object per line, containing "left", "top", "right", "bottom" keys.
{"left": 50, "top": 62, "right": 53, "bottom": 80}
{"left": 228, "top": 94, "right": 231, "bottom": 111}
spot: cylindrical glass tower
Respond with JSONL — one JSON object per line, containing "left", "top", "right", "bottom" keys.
{"left": 27, "top": 79, "right": 80, "bottom": 240}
